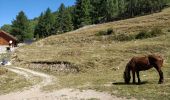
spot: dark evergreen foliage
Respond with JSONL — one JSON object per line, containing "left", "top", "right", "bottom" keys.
{"left": 11, "top": 11, "right": 33, "bottom": 41}
{"left": 74, "top": 0, "right": 92, "bottom": 28}
{"left": 34, "top": 8, "right": 55, "bottom": 38}
{"left": 0, "top": 24, "right": 12, "bottom": 33}
{"left": 54, "top": 3, "right": 73, "bottom": 34}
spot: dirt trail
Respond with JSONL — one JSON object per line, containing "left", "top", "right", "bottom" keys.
{"left": 0, "top": 66, "right": 127, "bottom": 100}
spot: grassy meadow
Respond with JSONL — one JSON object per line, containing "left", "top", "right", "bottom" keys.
{"left": 13, "top": 8, "right": 170, "bottom": 99}
{"left": 0, "top": 67, "right": 39, "bottom": 95}
{"left": 0, "top": 52, "right": 41, "bottom": 95}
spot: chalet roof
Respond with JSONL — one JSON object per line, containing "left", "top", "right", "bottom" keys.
{"left": 0, "top": 30, "right": 17, "bottom": 41}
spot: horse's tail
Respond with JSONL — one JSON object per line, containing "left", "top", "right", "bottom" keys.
{"left": 124, "top": 61, "right": 131, "bottom": 84}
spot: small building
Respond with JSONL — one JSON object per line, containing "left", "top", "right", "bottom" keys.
{"left": 0, "top": 30, "right": 18, "bottom": 46}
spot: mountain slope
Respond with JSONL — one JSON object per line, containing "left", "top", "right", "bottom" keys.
{"left": 13, "top": 7, "right": 170, "bottom": 99}
{"left": 15, "top": 8, "right": 170, "bottom": 65}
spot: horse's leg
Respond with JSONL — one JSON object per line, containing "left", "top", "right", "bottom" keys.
{"left": 158, "top": 70, "right": 164, "bottom": 84}
{"left": 132, "top": 70, "right": 136, "bottom": 84}
{"left": 136, "top": 71, "right": 141, "bottom": 84}
{"left": 155, "top": 66, "right": 164, "bottom": 84}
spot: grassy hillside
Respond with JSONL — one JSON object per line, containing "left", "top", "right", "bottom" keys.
{"left": 14, "top": 8, "right": 170, "bottom": 99}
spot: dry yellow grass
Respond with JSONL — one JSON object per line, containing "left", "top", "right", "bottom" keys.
{"left": 0, "top": 68, "right": 35, "bottom": 95}
{"left": 14, "top": 8, "right": 170, "bottom": 62}
{"left": 13, "top": 7, "right": 170, "bottom": 99}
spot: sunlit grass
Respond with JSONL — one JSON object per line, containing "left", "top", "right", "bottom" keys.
{"left": 0, "top": 67, "right": 41, "bottom": 95}
{"left": 0, "top": 69, "right": 29, "bottom": 94}
{"left": 13, "top": 7, "right": 170, "bottom": 99}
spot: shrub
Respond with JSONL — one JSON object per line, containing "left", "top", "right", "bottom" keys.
{"left": 136, "top": 30, "right": 151, "bottom": 39}
{"left": 149, "top": 27, "right": 164, "bottom": 37}
{"left": 113, "top": 33, "right": 135, "bottom": 41}
{"left": 96, "top": 28, "right": 114, "bottom": 36}
{"left": 136, "top": 28, "right": 164, "bottom": 39}
{"left": 96, "top": 30, "right": 107, "bottom": 36}
{"left": 107, "top": 28, "right": 114, "bottom": 35}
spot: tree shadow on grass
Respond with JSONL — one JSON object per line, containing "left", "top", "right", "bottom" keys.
{"left": 112, "top": 81, "right": 148, "bottom": 85}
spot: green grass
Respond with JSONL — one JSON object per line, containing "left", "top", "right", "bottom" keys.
{"left": 13, "top": 7, "right": 170, "bottom": 99}
{"left": 21, "top": 33, "right": 170, "bottom": 100}
{"left": 42, "top": 55, "right": 170, "bottom": 100}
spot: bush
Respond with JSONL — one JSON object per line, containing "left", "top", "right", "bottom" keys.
{"left": 96, "top": 28, "right": 164, "bottom": 42}
{"left": 149, "top": 27, "right": 164, "bottom": 37}
{"left": 136, "top": 28, "right": 164, "bottom": 39}
{"left": 136, "top": 30, "right": 151, "bottom": 39}
{"left": 113, "top": 33, "right": 135, "bottom": 41}
{"left": 96, "top": 30, "right": 107, "bottom": 36}
{"left": 96, "top": 28, "right": 114, "bottom": 36}
{"left": 107, "top": 28, "right": 114, "bottom": 35}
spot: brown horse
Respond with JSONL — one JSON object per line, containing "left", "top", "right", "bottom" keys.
{"left": 124, "top": 55, "right": 164, "bottom": 84}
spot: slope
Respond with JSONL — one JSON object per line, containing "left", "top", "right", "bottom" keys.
{"left": 13, "top": 7, "right": 170, "bottom": 99}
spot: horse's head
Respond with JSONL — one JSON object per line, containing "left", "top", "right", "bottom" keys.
{"left": 124, "top": 71, "right": 131, "bottom": 84}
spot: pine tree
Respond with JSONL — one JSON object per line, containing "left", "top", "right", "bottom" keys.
{"left": 0, "top": 24, "right": 12, "bottom": 33}
{"left": 90, "top": 0, "right": 103, "bottom": 24}
{"left": 43, "top": 8, "right": 55, "bottom": 36}
{"left": 64, "top": 8, "right": 74, "bottom": 32}
{"left": 34, "top": 13, "right": 45, "bottom": 38}
{"left": 122, "top": 0, "right": 167, "bottom": 17}
{"left": 54, "top": 4, "right": 65, "bottom": 33}
{"left": 11, "top": 11, "right": 32, "bottom": 41}
{"left": 54, "top": 3, "right": 73, "bottom": 34}
{"left": 34, "top": 8, "right": 55, "bottom": 38}
{"left": 117, "top": 0, "right": 126, "bottom": 17}
{"left": 100, "top": 0, "right": 119, "bottom": 22}
{"left": 74, "top": 0, "right": 92, "bottom": 28}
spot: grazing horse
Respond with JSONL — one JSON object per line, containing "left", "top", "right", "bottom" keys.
{"left": 124, "top": 55, "right": 164, "bottom": 84}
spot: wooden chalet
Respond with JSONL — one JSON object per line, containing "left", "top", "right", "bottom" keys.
{"left": 0, "top": 30, "right": 18, "bottom": 46}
